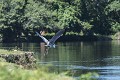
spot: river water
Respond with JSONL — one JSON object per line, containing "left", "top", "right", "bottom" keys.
{"left": 0, "top": 40, "right": 120, "bottom": 80}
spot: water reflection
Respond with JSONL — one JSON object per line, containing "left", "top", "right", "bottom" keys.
{"left": 40, "top": 43, "right": 49, "bottom": 56}
{"left": 0, "top": 41, "right": 120, "bottom": 80}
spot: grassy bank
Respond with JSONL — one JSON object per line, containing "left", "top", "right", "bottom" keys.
{"left": 0, "top": 49, "right": 36, "bottom": 69}
{"left": 0, "top": 49, "right": 99, "bottom": 80}
{"left": 0, "top": 49, "right": 23, "bottom": 54}
{"left": 0, "top": 62, "right": 75, "bottom": 80}
{"left": 0, "top": 62, "right": 99, "bottom": 80}
{"left": 0, "top": 49, "right": 75, "bottom": 80}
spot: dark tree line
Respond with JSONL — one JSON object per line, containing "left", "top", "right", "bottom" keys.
{"left": 0, "top": 0, "right": 120, "bottom": 42}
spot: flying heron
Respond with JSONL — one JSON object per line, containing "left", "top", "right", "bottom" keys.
{"left": 36, "top": 29, "right": 65, "bottom": 48}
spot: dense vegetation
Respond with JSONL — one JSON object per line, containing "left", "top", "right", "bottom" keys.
{"left": 0, "top": 0, "right": 120, "bottom": 42}
{"left": 0, "top": 62, "right": 98, "bottom": 80}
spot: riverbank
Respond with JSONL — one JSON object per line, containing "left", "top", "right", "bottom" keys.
{"left": 0, "top": 49, "right": 99, "bottom": 80}
{"left": 0, "top": 49, "right": 36, "bottom": 68}
{"left": 0, "top": 62, "right": 75, "bottom": 80}
{"left": 2, "top": 30, "right": 119, "bottom": 42}
{"left": 24, "top": 34, "right": 114, "bottom": 43}
{"left": 3, "top": 35, "right": 113, "bottom": 43}
{"left": 0, "top": 49, "right": 75, "bottom": 80}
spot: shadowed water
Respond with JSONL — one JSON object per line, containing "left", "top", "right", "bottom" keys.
{"left": 0, "top": 40, "right": 120, "bottom": 80}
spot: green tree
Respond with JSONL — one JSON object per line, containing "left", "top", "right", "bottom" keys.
{"left": 50, "top": 0, "right": 93, "bottom": 34}
{"left": 0, "top": 0, "right": 120, "bottom": 42}
{"left": 0, "top": 0, "right": 27, "bottom": 41}
{"left": 105, "top": 0, "right": 120, "bottom": 33}
{"left": 80, "top": 0, "right": 112, "bottom": 35}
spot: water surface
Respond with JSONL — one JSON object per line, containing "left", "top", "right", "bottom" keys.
{"left": 0, "top": 41, "right": 120, "bottom": 80}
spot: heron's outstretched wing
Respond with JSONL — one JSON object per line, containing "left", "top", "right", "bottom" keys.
{"left": 49, "top": 29, "right": 65, "bottom": 44}
{"left": 36, "top": 32, "right": 49, "bottom": 44}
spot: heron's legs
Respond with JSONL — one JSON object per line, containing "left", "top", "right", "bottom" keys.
{"left": 44, "top": 47, "right": 49, "bottom": 56}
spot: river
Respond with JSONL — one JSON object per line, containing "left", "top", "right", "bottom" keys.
{"left": 0, "top": 40, "right": 120, "bottom": 80}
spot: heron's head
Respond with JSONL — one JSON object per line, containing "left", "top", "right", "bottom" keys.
{"left": 52, "top": 44, "right": 56, "bottom": 48}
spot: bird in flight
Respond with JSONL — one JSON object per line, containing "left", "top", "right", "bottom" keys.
{"left": 36, "top": 29, "right": 65, "bottom": 48}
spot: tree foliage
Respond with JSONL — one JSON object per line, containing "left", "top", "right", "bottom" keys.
{"left": 0, "top": 0, "right": 120, "bottom": 41}
{"left": 105, "top": 0, "right": 120, "bottom": 33}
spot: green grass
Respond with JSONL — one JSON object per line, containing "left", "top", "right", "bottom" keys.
{"left": 0, "top": 49, "right": 99, "bottom": 80}
{"left": 0, "top": 49, "right": 75, "bottom": 80}
{"left": 0, "top": 62, "right": 75, "bottom": 80}
{"left": 0, "top": 49, "right": 23, "bottom": 54}
{"left": 0, "top": 62, "right": 99, "bottom": 80}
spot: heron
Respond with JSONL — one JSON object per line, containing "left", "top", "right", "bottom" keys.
{"left": 36, "top": 29, "right": 65, "bottom": 48}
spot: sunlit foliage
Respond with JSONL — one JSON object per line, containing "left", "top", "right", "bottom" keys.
{"left": 80, "top": 72, "right": 99, "bottom": 80}
{"left": 0, "top": 0, "right": 120, "bottom": 41}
